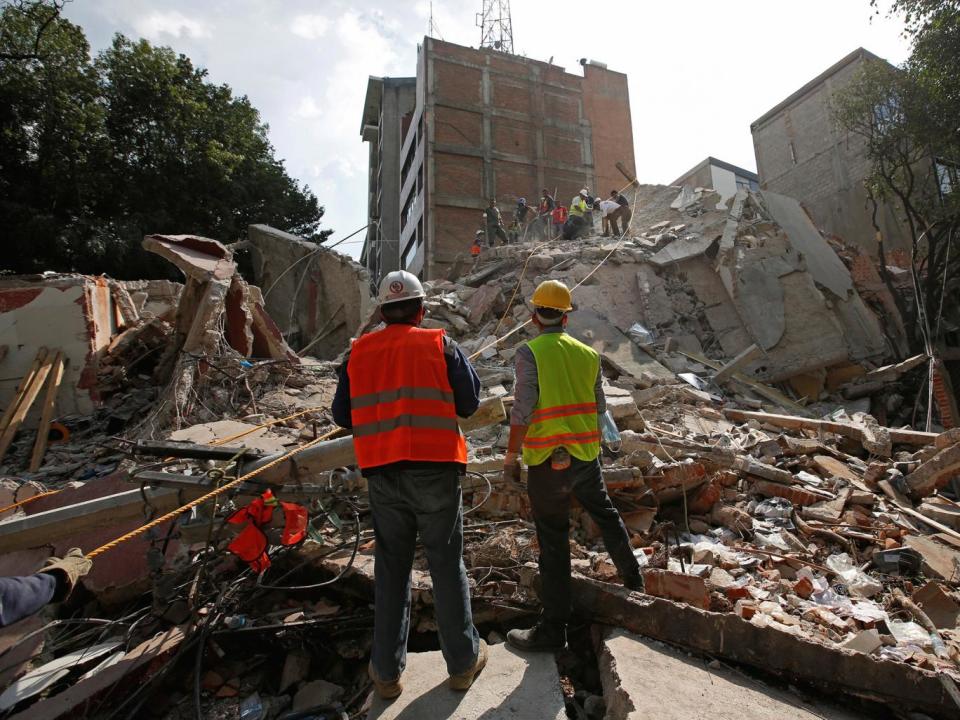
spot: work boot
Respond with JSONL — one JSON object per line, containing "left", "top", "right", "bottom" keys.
{"left": 368, "top": 661, "right": 403, "bottom": 700}
{"left": 506, "top": 621, "right": 567, "bottom": 652}
{"left": 449, "top": 640, "right": 488, "bottom": 690}
{"left": 624, "top": 573, "right": 645, "bottom": 592}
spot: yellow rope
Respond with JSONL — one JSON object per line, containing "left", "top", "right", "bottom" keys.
{"left": 209, "top": 406, "right": 324, "bottom": 447}
{"left": 85, "top": 427, "right": 340, "bottom": 560}
{"left": 0, "top": 490, "right": 61, "bottom": 516}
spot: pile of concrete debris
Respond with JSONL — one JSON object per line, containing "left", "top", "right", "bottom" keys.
{"left": 0, "top": 186, "right": 959, "bottom": 719}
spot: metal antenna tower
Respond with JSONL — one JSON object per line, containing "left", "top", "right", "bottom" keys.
{"left": 428, "top": 1, "right": 443, "bottom": 40}
{"left": 476, "top": 0, "right": 514, "bottom": 54}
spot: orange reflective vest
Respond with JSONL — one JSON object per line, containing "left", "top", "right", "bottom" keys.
{"left": 348, "top": 324, "right": 467, "bottom": 469}
{"left": 522, "top": 332, "right": 601, "bottom": 466}
{"left": 226, "top": 490, "right": 308, "bottom": 572}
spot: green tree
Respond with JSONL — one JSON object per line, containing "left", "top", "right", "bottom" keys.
{"left": 832, "top": 2, "right": 960, "bottom": 358}
{"left": 0, "top": 1, "right": 331, "bottom": 279}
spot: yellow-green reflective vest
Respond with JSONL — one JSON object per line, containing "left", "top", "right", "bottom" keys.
{"left": 522, "top": 332, "right": 601, "bottom": 466}
{"left": 569, "top": 197, "right": 588, "bottom": 217}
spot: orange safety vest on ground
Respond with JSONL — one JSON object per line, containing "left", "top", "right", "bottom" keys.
{"left": 226, "top": 490, "right": 308, "bottom": 572}
{"left": 348, "top": 324, "right": 467, "bottom": 469}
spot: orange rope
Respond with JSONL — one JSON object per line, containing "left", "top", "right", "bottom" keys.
{"left": 0, "top": 490, "right": 61, "bottom": 516}
{"left": 85, "top": 427, "right": 340, "bottom": 560}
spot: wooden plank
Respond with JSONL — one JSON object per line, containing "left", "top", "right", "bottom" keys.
{"left": 713, "top": 343, "right": 762, "bottom": 384}
{"left": 28, "top": 352, "right": 65, "bottom": 472}
{"left": 0, "top": 348, "right": 47, "bottom": 436}
{"left": 723, "top": 408, "right": 937, "bottom": 447}
{"left": 0, "top": 349, "right": 56, "bottom": 463}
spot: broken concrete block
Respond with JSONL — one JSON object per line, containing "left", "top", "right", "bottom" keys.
{"left": 605, "top": 394, "right": 640, "bottom": 421}
{"left": 293, "top": 679, "right": 343, "bottom": 711}
{"left": 641, "top": 569, "right": 710, "bottom": 609}
{"left": 911, "top": 581, "right": 960, "bottom": 629}
{"left": 840, "top": 629, "right": 882, "bottom": 655}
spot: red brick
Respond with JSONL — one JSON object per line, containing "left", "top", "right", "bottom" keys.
{"left": 434, "top": 59, "right": 481, "bottom": 107}
{"left": 435, "top": 106, "right": 482, "bottom": 147}
{"left": 753, "top": 480, "right": 822, "bottom": 506}
{"left": 435, "top": 153, "right": 482, "bottom": 196}
{"left": 493, "top": 119, "right": 534, "bottom": 157}
{"left": 725, "top": 586, "right": 751, "bottom": 601}
{"left": 544, "top": 90, "right": 580, "bottom": 124}
{"left": 493, "top": 79, "right": 532, "bottom": 114}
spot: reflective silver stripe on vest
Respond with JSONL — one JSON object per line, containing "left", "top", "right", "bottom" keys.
{"left": 352, "top": 414, "right": 461, "bottom": 438}
{"left": 351, "top": 386, "right": 455, "bottom": 410}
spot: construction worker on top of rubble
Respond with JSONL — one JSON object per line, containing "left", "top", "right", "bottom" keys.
{"left": 331, "top": 270, "right": 487, "bottom": 699}
{"left": 563, "top": 188, "right": 591, "bottom": 240}
{"left": 483, "top": 198, "right": 509, "bottom": 247}
{"left": 537, "top": 188, "right": 556, "bottom": 239}
{"left": 593, "top": 197, "right": 630, "bottom": 237}
{"left": 503, "top": 280, "right": 643, "bottom": 653}
{"left": 0, "top": 549, "right": 92, "bottom": 627}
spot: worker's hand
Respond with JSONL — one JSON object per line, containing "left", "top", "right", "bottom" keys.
{"left": 503, "top": 452, "right": 522, "bottom": 487}
{"left": 40, "top": 548, "right": 93, "bottom": 601}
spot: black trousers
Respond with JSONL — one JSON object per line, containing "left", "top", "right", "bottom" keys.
{"left": 527, "top": 455, "right": 640, "bottom": 624}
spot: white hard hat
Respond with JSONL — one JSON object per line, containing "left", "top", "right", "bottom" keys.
{"left": 378, "top": 270, "right": 425, "bottom": 306}
{"left": 579, "top": 187, "right": 589, "bottom": 196}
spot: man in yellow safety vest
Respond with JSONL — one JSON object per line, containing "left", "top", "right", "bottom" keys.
{"left": 504, "top": 280, "right": 642, "bottom": 652}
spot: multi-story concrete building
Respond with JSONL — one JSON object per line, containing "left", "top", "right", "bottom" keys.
{"left": 360, "top": 38, "right": 636, "bottom": 280}
{"left": 671, "top": 157, "right": 759, "bottom": 205}
{"left": 359, "top": 77, "right": 417, "bottom": 281}
{"left": 750, "top": 48, "right": 909, "bottom": 257}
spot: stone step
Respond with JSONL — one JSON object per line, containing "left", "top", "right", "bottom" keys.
{"left": 367, "top": 641, "right": 566, "bottom": 720}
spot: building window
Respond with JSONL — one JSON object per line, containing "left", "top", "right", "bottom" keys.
{"left": 935, "top": 158, "right": 958, "bottom": 198}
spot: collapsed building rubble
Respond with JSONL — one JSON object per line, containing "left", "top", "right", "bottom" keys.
{"left": 0, "top": 186, "right": 958, "bottom": 718}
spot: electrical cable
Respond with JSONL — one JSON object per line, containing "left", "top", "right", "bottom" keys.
{"left": 464, "top": 471, "right": 493, "bottom": 515}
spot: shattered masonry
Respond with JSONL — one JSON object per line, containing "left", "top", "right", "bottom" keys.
{"left": 0, "top": 182, "right": 958, "bottom": 720}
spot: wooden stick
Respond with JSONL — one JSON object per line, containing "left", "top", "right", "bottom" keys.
{"left": 723, "top": 408, "right": 937, "bottom": 447}
{"left": 0, "top": 347, "right": 47, "bottom": 435}
{"left": 0, "top": 350, "right": 56, "bottom": 463}
{"left": 28, "top": 352, "right": 65, "bottom": 472}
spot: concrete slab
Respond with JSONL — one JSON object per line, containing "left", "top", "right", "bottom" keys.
{"left": 597, "top": 629, "right": 863, "bottom": 720}
{"left": 367, "top": 642, "right": 566, "bottom": 720}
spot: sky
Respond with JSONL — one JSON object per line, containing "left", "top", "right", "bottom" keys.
{"left": 62, "top": 0, "right": 912, "bottom": 259}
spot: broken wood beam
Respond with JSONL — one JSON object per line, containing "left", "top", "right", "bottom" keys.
{"left": 28, "top": 352, "right": 65, "bottom": 473}
{"left": 722, "top": 408, "right": 937, "bottom": 447}
{"left": 713, "top": 343, "right": 762, "bottom": 384}
{"left": 0, "top": 349, "right": 56, "bottom": 463}
{"left": 570, "top": 575, "right": 957, "bottom": 718}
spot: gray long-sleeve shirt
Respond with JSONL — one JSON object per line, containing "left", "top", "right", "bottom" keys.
{"left": 510, "top": 326, "right": 605, "bottom": 425}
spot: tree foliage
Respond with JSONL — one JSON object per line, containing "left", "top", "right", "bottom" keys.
{"left": 832, "top": 1, "right": 960, "bottom": 355}
{"left": 0, "top": 1, "right": 331, "bottom": 278}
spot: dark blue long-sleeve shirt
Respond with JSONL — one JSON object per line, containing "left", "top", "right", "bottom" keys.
{"left": 0, "top": 573, "right": 57, "bottom": 627}
{"left": 332, "top": 329, "right": 481, "bottom": 473}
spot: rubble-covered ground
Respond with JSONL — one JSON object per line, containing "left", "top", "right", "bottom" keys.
{"left": 0, "top": 185, "right": 959, "bottom": 719}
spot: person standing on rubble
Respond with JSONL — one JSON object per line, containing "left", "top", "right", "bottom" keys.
{"left": 0, "top": 549, "right": 92, "bottom": 627}
{"left": 503, "top": 280, "right": 643, "bottom": 652}
{"left": 483, "top": 198, "right": 509, "bottom": 247}
{"left": 332, "top": 270, "right": 487, "bottom": 699}
{"left": 610, "top": 189, "right": 632, "bottom": 228}
{"left": 563, "top": 188, "right": 591, "bottom": 240}
{"left": 537, "top": 189, "right": 556, "bottom": 239}
{"left": 594, "top": 197, "right": 629, "bottom": 237}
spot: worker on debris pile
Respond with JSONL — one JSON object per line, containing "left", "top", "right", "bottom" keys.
{"left": 594, "top": 197, "right": 630, "bottom": 237}
{"left": 537, "top": 188, "right": 556, "bottom": 239}
{"left": 610, "top": 189, "right": 632, "bottom": 227}
{"left": 331, "top": 270, "right": 487, "bottom": 699}
{"left": 0, "top": 549, "right": 92, "bottom": 627}
{"left": 509, "top": 197, "right": 530, "bottom": 242}
{"left": 503, "top": 280, "right": 643, "bottom": 652}
{"left": 483, "top": 197, "right": 509, "bottom": 247}
{"left": 562, "top": 188, "right": 591, "bottom": 240}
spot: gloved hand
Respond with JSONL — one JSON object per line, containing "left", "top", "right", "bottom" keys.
{"left": 40, "top": 548, "right": 92, "bottom": 601}
{"left": 503, "top": 452, "right": 522, "bottom": 487}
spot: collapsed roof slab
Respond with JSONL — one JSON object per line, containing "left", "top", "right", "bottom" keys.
{"left": 247, "top": 225, "right": 375, "bottom": 360}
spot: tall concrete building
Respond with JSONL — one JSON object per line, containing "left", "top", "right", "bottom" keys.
{"left": 751, "top": 48, "right": 908, "bottom": 257}
{"left": 360, "top": 38, "right": 636, "bottom": 280}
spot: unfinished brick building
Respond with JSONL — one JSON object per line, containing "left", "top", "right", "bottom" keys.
{"left": 360, "top": 38, "right": 636, "bottom": 281}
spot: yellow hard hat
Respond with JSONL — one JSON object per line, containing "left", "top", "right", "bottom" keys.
{"left": 531, "top": 280, "right": 573, "bottom": 312}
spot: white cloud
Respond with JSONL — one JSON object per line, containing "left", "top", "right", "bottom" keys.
{"left": 134, "top": 11, "right": 210, "bottom": 40}
{"left": 290, "top": 14, "right": 330, "bottom": 40}
{"left": 295, "top": 96, "right": 323, "bottom": 119}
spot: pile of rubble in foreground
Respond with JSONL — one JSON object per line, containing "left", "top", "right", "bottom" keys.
{"left": 0, "top": 185, "right": 958, "bottom": 719}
